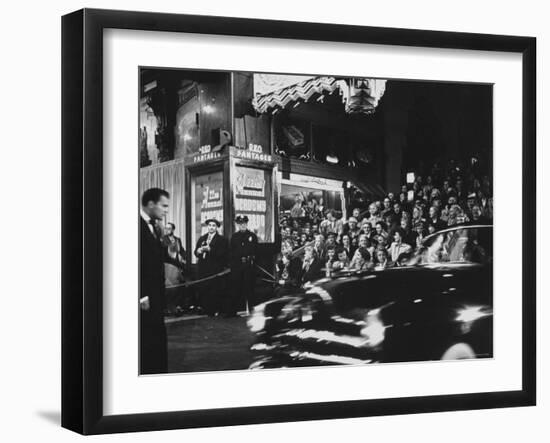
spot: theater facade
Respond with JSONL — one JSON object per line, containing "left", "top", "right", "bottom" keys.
{"left": 139, "top": 68, "right": 492, "bottom": 267}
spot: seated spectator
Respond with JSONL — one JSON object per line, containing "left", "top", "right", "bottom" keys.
{"left": 300, "top": 245, "right": 323, "bottom": 285}
{"left": 373, "top": 221, "right": 389, "bottom": 244}
{"left": 359, "top": 233, "right": 375, "bottom": 257}
{"left": 319, "top": 209, "right": 341, "bottom": 236}
{"left": 427, "top": 206, "right": 446, "bottom": 231}
{"left": 413, "top": 222, "right": 427, "bottom": 249}
{"left": 388, "top": 228, "right": 412, "bottom": 262}
{"left": 470, "top": 204, "right": 491, "bottom": 225}
{"left": 394, "top": 200, "right": 404, "bottom": 220}
{"left": 351, "top": 207, "right": 363, "bottom": 223}
{"left": 477, "top": 190, "right": 493, "bottom": 219}
{"left": 384, "top": 212, "right": 399, "bottom": 233}
{"left": 312, "top": 234, "right": 326, "bottom": 261}
{"left": 291, "top": 230, "right": 300, "bottom": 247}
{"left": 350, "top": 234, "right": 372, "bottom": 270}
{"left": 440, "top": 195, "right": 457, "bottom": 223}
{"left": 381, "top": 197, "right": 393, "bottom": 218}
{"left": 430, "top": 187, "right": 441, "bottom": 202}
{"left": 349, "top": 247, "right": 372, "bottom": 271}
{"left": 360, "top": 220, "right": 374, "bottom": 240}
{"left": 400, "top": 218, "right": 417, "bottom": 248}
{"left": 281, "top": 226, "right": 292, "bottom": 240}
{"left": 332, "top": 248, "right": 351, "bottom": 271}
{"left": 340, "top": 233, "right": 355, "bottom": 260}
{"left": 398, "top": 190, "right": 407, "bottom": 204}
{"left": 465, "top": 193, "right": 477, "bottom": 218}
{"left": 374, "top": 248, "right": 390, "bottom": 270}
{"left": 324, "top": 231, "right": 336, "bottom": 247}
{"left": 365, "top": 202, "right": 382, "bottom": 227}
{"left": 447, "top": 204, "right": 469, "bottom": 226}
{"left": 324, "top": 246, "right": 337, "bottom": 276}
{"left": 343, "top": 216, "right": 361, "bottom": 238}
{"left": 412, "top": 205, "right": 427, "bottom": 229}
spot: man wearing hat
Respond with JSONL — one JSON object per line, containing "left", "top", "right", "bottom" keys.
{"left": 194, "top": 218, "right": 228, "bottom": 315}
{"left": 229, "top": 215, "right": 258, "bottom": 315}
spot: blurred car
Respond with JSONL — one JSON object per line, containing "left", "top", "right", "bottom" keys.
{"left": 247, "top": 224, "right": 493, "bottom": 369}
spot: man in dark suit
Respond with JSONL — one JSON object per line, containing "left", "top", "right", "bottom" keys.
{"left": 193, "top": 218, "right": 229, "bottom": 315}
{"left": 162, "top": 222, "right": 186, "bottom": 269}
{"left": 140, "top": 188, "right": 170, "bottom": 374}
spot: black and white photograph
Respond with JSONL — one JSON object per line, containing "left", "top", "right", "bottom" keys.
{"left": 1, "top": 0, "right": 546, "bottom": 439}
{"left": 138, "top": 68, "right": 494, "bottom": 375}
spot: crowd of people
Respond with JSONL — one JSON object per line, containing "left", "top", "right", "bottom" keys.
{"left": 275, "top": 159, "right": 493, "bottom": 294}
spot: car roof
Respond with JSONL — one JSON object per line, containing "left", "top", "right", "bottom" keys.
{"left": 422, "top": 224, "right": 492, "bottom": 244}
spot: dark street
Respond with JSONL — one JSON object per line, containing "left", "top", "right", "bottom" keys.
{"left": 166, "top": 315, "right": 255, "bottom": 373}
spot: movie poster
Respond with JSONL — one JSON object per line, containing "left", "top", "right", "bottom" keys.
{"left": 193, "top": 171, "right": 224, "bottom": 249}
{"left": 233, "top": 166, "right": 273, "bottom": 242}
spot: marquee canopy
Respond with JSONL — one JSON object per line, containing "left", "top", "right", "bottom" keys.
{"left": 252, "top": 74, "right": 386, "bottom": 115}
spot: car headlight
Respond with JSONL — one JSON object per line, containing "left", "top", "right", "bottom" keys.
{"left": 360, "top": 308, "right": 386, "bottom": 347}
{"left": 455, "top": 305, "right": 492, "bottom": 334}
{"left": 247, "top": 304, "right": 270, "bottom": 332}
{"left": 455, "top": 305, "right": 492, "bottom": 323}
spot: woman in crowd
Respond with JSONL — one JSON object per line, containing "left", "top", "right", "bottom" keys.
{"left": 412, "top": 205, "right": 426, "bottom": 230}
{"left": 374, "top": 247, "right": 390, "bottom": 271}
{"left": 348, "top": 248, "right": 372, "bottom": 271}
{"left": 388, "top": 228, "right": 413, "bottom": 263}
{"left": 413, "top": 222, "right": 427, "bottom": 249}
{"left": 373, "top": 221, "right": 389, "bottom": 245}
{"left": 349, "top": 236, "right": 372, "bottom": 271}
{"left": 324, "top": 246, "right": 337, "bottom": 276}
{"left": 332, "top": 248, "right": 350, "bottom": 271}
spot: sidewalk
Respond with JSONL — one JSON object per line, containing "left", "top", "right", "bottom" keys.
{"left": 166, "top": 315, "right": 255, "bottom": 373}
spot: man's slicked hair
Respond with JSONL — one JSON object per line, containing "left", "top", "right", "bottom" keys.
{"left": 141, "top": 188, "right": 170, "bottom": 206}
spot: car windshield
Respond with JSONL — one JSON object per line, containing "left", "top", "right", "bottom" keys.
{"left": 409, "top": 226, "right": 493, "bottom": 266}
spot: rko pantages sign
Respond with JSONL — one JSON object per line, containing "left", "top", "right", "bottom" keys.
{"left": 231, "top": 145, "right": 273, "bottom": 162}
{"left": 189, "top": 144, "right": 273, "bottom": 164}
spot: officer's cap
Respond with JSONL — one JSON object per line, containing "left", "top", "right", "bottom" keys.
{"left": 235, "top": 214, "right": 249, "bottom": 224}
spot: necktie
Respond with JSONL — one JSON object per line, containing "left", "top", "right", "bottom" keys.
{"left": 148, "top": 219, "right": 160, "bottom": 240}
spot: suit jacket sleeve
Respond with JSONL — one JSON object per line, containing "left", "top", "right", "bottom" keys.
{"left": 140, "top": 218, "right": 165, "bottom": 310}
{"left": 194, "top": 235, "right": 204, "bottom": 259}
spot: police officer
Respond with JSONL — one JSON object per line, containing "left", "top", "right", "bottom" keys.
{"left": 229, "top": 215, "right": 258, "bottom": 316}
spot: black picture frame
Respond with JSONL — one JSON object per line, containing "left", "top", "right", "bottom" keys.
{"left": 62, "top": 8, "right": 536, "bottom": 435}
